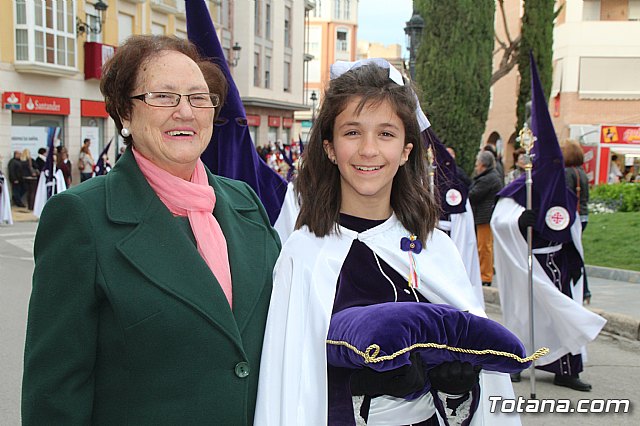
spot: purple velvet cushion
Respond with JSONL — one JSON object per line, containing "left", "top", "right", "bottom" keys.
{"left": 327, "top": 302, "right": 541, "bottom": 376}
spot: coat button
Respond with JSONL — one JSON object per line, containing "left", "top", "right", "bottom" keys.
{"left": 234, "top": 362, "right": 250, "bottom": 378}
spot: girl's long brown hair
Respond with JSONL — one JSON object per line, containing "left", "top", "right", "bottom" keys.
{"left": 295, "top": 63, "right": 439, "bottom": 242}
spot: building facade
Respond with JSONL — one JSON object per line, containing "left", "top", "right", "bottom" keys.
{"left": 1, "top": 0, "right": 309, "bottom": 183}
{"left": 295, "top": 0, "right": 358, "bottom": 142}
{"left": 484, "top": 0, "right": 640, "bottom": 182}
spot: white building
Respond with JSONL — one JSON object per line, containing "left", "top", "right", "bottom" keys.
{"left": 1, "top": 0, "right": 309, "bottom": 183}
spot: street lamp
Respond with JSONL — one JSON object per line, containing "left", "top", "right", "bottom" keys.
{"left": 404, "top": 9, "right": 424, "bottom": 80}
{"left": 229, "top": 42, "right": 242, "bottom": 67}
{"left": 310, "top": 91, "right": 318, "bottom": 123}
{"left": 76, "top": 0, "right": 108, "bottom": 36}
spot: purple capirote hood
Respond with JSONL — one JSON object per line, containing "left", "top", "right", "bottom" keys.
{"left": 186, "top": 0, "right": 287, "bottom": 225}
{"left": 422, "top": 127, "right": 468, "bottom": 217}
{"left": 498, "top": 53, "right": 576, "bottom": 243}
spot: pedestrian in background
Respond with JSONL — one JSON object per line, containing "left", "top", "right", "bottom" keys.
{"left": 22, "top": 35, "right": 280, "bottom": 425}
{"left": 504, "top": 148, "right": 526, "bottom": 185}
{"left": 34, "top": 147, "right": 47, "bottom": 173}
{"left": 8, "top": 150, "right": 24, "bottom": 207}
{"left": 56, "top": 146, "right": 72, "bottom": 188}
{"left": 561, "top": 138, "right": 591, "bottom": 304}
{"left": 483, "top": 143, "right": 504, "bottom": 182}
{"left": 469, "top": 150, "right": 503, "bottom": 287}
{"left": 608, "top": 154, "right": 623, "bottom": 183}
{"left": 78, "top": 138, "right": 95, "bottom": 182}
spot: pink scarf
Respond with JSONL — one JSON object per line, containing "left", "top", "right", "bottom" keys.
{"left": 132, "top": 148, "right": 233, "bottom": 307}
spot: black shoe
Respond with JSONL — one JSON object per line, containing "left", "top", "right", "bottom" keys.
{"left": 554, "top": 375, "right": 592, "bottom": 391}
{"left": 482, "top": 281, "right": 492, "bottom": 287}
{"left": 510, "top": 372, "right": 521, "bottom": 383}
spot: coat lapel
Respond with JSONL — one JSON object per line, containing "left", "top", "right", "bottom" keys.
{"left": 105, "top": 149, "right": 242, "bottom": 347}
{"left": 208, "top": 173, "right": 271, "bottom": 334}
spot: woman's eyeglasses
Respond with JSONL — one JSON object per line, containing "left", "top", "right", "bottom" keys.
{"left": 130, "top": 92, "right": 220, "bottom": 108}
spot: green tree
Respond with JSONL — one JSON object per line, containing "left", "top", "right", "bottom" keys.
{"left": 516, "top": 0, "right": 557, "bottom": 128}
{"left": 414, "top": 0, "right": 495, "bottom": 175}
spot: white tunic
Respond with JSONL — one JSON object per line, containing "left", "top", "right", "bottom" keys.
{"left": 255, "top": 214, "right": 520, "bottom": 425}
{"left": 490, "top": 197, "right": 606, "bottom": 364}
{"left": 33, "top": 169, "right": 67, "bottom": 218}
{"left": 0, "top": 175, "right": 13, "bottom": 225}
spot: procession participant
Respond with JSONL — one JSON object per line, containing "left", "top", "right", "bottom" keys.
{"left": 491, "top": 57, "right": 605, "bottom": 390}
{"left": 255, "top": 59, "right": 518, "bottom": 425}
{"left": 22, "top": 35, "right": 280, "bottom": 424}
{"left": 424, "top": 128, "right": 483, "bottom": 307}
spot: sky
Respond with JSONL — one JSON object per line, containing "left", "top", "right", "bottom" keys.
{"left": 357, "top": 0, "right": 413, "bottom": 54}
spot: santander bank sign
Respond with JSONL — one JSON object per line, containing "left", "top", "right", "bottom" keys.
{"left": 2, "top": 92, "right": 70, "bottom": 115}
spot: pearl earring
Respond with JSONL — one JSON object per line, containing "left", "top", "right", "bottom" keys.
{"left": 121, "top": 128, "right": 131, "bottom": 138}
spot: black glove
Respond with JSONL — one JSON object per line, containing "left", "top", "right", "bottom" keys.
{"left": 517, "top": 209, "right": 537, "bottom": 232}
{"left": 428, "top": 361, "right": 480, "bottom": 395}
{"left": 350, "top": 352, "right": 426, "bottom": 398}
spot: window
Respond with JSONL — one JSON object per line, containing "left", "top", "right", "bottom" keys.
{"left": 334, "top": 0, "right": 341, "bottom": 19}
{"left": 118, "top": 13, "right": 133, "bottom": 45}
{"left": 582, "top": 0, "right": 601, "bottom": 21}
{"left": 254, "top": 52, "right": 261, "bottom": 87}
{"left": 254, "top": 0, "right": 261, "bottom": 36}
{"left": 284, "top": 6, "right": 291, "bottom": 47}
{"left": 14, "top": 0, "right": 76, "bottom": 69}
{"left": 220, "top": 0, "right": 230, "bottom": 28}
{"left": 151, "top": 22, "right": 165, "bottom": 35}
{"left": 85, "top": 12, "right": 101, "bottom": 43}
{"left": 344, "top": 0, "right": 350, "bottom": 20}
{"left": 266, "top": 2, "right": 272, "bottom": 39}
{"left": 630, "top": 0, "right": 640, "bottom": 20}
{"left": 314, "top": 0, "right": 322, "bottom": 18}
{"left": 265, "top": 55, "right": 271, "bottom": 89}
{"left": 283, "top": 61, "right": 291, "bottom": 92}
{"left": 337, "top": 29, "right": 348, "bottom": 51}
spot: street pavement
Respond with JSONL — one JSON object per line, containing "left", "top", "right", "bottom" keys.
{"left": 1, "top": 218, "right": 639, "bottom": 425}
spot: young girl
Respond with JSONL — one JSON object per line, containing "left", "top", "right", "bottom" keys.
{"left": 255, "top": 61, "right": 518, "bottom": 425}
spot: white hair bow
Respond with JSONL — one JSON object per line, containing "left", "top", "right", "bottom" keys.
{"left": 329, "top": 58, "right": 431, "bottom": 132}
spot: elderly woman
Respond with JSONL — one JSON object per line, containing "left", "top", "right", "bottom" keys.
{"left": 22, "top": 35, "right": 280, "bottom": 424}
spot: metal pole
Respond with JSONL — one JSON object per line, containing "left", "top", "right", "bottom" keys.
{"left": 518, "top": 123, "right": 537, "bottom": 398}
{"left": 426, "top": 146, "right": 435, "bottom": 196}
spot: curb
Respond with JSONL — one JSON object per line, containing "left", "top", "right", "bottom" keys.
{"left": 585, "top": 265, "right": 640, "bottom": 284}
{"left": 483, "top": 287, "right": 640, "bottom": 342}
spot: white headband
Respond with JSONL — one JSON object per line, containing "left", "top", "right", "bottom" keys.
{"left": 329, "top": 58, "right": 431, "bottom": 132}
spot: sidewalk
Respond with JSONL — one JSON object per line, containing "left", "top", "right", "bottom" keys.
{"left": 9, "top": 206, "right": 38, "bottom": 223}
{"left": 484, "top": 273, "right": 640, "bottom": 342}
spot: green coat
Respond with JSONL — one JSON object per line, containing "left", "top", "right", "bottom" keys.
{"left": 22, "top": 149, "right": 281, "bottom": 425}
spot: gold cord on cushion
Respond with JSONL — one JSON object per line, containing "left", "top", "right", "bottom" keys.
{"left": 326, "top": 340, "right": 550, "bottom": 364}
